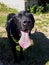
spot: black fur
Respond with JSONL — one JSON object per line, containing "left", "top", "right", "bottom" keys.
{"left": 6, "top": 11, "right": 35, "bottom": 62}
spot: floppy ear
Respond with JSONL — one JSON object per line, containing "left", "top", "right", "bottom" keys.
{"left": 24, "top": 11, "right": 35, "bottom": 24}
{"left": 13, "top": 15, "right": 19, "bottom": 25}
{"left": 29, "top": 13, "right": 35, "bottom": 27}
{"left": 7, "top": 13, "right": 15, "bottom": 21}
{"left": 29, "top": 14, "right": 35, "bottom": 23}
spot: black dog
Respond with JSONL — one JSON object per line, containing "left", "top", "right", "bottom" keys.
{"left": 6, "top": 10, "right": 35, "bottom": 62}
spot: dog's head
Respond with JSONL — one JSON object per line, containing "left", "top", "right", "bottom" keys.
{"left": 14, "top": 11, "right": 35, "bottom": 48}
{"left": 15, "top": 11, "right": 35, "bottom": 34}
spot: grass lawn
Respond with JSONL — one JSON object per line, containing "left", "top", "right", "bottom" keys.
{"left": 0, "top": 3, "right": 49, "bottom": 65}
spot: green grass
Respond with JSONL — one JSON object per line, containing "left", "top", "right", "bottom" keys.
{"left": 0, "top": 3, "right": 49, "bottom": 65}
{"left": 0, "top": 3, "right": 17, "bottom": 13}
{"left": 0, "top": 3, "right": 17, "bottom": 27}
{"left": 0, "top": 16, "right": 6, "bottom": 27}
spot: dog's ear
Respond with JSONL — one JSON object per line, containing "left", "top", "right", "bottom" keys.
{"left": 7, "top": 13, "right": 15, "bottom": 21}
{"left": 30, "top": 14, "right": 35, "bottom": 27}
{"left": 13, "top": 15, "right": 19, "bottom": 24}
{"left": 26, "top": 13, "right": 35, "bottom": 28}
{"left": 29, "top": 13, "right": 35, "bottom": 23}
{"left": 24, "top": 11, "right": 35, "bottom": 24}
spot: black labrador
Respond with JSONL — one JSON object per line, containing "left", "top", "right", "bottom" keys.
{"left": 6, "top": 10, "right": 35, "bottom": 62}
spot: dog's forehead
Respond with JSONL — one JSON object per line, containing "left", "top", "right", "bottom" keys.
{"left": 16, "top": 12, "right": 32, "bottom": 22}
{"left": 20, "top": 16, "right": 31, "bottom": 22}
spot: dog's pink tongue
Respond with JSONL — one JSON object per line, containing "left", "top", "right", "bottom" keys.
{"left": 19, "top": 31, "right": 31, "bottom": 48}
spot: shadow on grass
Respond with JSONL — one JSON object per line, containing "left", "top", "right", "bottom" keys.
{"left": 0, "top": 31, "right": 49, "bottom": 65}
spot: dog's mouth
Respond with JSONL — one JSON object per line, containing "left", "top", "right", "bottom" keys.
{"left": 19, "top": 30, "right": 31, "bottom": 49}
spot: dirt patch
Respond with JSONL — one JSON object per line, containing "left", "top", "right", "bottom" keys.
{"left": 0, "top": 27, "right": 7, "bottom": 37}
{"left": 0, "top": 27, "right": 6, "bottom": 32}
{"left": 0, "top": 12, "right": 7, "bottom": 16}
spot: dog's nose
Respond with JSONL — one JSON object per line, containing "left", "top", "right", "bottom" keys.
{"left": 23, "top": 21, "right": 27, "bottom": 25}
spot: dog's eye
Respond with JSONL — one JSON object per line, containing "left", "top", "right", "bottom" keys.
{"left": 28, "top": 21, "right": 31, "bottom": 23}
